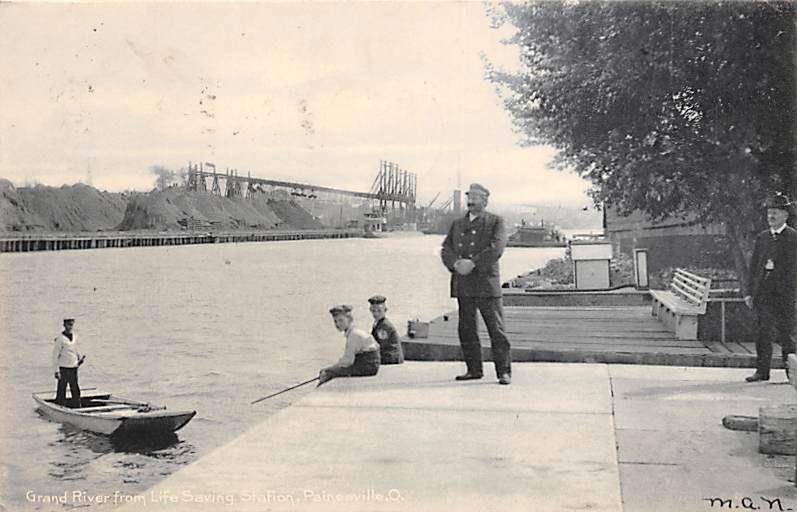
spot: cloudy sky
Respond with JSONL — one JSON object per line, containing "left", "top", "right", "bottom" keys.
{"left": 0, "top": 2, "right": 592, "bottom": 207}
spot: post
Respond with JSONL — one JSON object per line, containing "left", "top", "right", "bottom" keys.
{"left": 759, "top": 404, "right": 797, "bottom": 455}
{"left": 788, "top": 354, "right": 797, "bottom": 487}
{"left": 633, "top": 249, "right": 649, "bottom": 290}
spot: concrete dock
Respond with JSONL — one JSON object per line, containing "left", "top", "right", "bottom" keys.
{"left": 117, "top": 362, "right": 795, "bottom": 512}
{"left": 402, "top": 306, "right": 759, "bottom": 368}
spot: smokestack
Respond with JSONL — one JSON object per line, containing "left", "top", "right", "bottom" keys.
{"left": 453, "top": 189, "right": 462, "bottom": 214}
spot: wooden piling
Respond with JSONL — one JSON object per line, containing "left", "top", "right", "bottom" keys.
{"left": 0, "top": 229, "right": 361, "bottom": 253}
{"left": 759, "top": 404, "right": 797, "bottom": 456}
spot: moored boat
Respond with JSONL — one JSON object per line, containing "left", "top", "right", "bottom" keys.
{"left": 33, "top": 390, "right": 196, "bottom": 437}
{"left": 507, "top": 222, "right": 567, "bottom": 248}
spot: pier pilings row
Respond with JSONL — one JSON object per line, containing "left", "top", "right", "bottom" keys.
{"left": 0, "top": 230, "right": 360, "bottom": 253}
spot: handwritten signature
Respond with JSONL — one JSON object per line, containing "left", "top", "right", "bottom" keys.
{"left": 704, "top": 496, "right": 794, "bottom": 511}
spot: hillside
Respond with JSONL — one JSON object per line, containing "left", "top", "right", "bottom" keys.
{"left": 0, "top": 181, "right": 326, "bottom": 233}
{"left": 0, "top": 180, "right": 127, "bottom": 232}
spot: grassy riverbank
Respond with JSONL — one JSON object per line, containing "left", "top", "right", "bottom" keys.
{"left": 507, "top": 252, "right": 740, "bottom": 291}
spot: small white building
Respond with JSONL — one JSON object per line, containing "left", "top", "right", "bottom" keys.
{"left": 570, "top": 242, "right": 613, "bottom": 289}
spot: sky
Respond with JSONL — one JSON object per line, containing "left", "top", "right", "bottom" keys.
{"left": 0, "top": 2, "right": 593, "bottom": 208}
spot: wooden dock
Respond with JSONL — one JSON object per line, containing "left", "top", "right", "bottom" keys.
{"left": 0, "top": 229, "right": 361, "bottom": 253}
{"left": 402, "top": 305, "right": 760, "bottom": 368}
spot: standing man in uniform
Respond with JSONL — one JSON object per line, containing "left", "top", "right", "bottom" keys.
{"left": 52, "top": 318, "right": 85, "bottom": 407}
{"left": 368, "top": 295, "right": 404, "bottom": 364}
{"left": 441, "top": 183, "right": 512, "bottom": 385}
{"left": 744, "top": 193, "right": 797, "bottom": 382}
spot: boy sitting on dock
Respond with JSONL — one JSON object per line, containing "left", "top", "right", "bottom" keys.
{"left": 368, "top": 295, "right": 404, "bottom": 364}
{"left": 318, "top": 305, "right": 381, "bottom": 386}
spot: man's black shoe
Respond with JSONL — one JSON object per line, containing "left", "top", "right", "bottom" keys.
{"left": 745, "top": 373, "right": 770, "bottom": 382}
{"left": 498, "top": 373, "right": 511, "bottom": 385}
{"left": 455, "top": 372, "right": 483, "bottom": 381}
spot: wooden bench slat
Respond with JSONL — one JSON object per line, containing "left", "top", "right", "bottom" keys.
{"left": 675, "top": 279, "right": 709, "bottom": 294}
{"left": 650, "top": 290, "right": 702, "bottom": 314}
{"left": 673, "top": 275, "right": 704, "bottom": 295}
{"left": 651, "top": 268, "right": 712, "bottom": 340}
{"left": 671, "top": 282, "right": 703, "bottom": 304}
{"left": 671, "top": 290, "right": 702, "bottom": 306}
{"left": 676, "top": 273, "right": 710, "bottom": 287}
{"left": 676, "top": 269, "right": 711, "bottom": 284}
{"left": 672, "top": 281, "right": 702, "bottom": 301}
{"left": 673, "top": 279, "right": 706, "bottom": 296}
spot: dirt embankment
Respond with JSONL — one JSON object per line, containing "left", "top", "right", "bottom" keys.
{"left": 117, "top": 189, "right": 325, "bottom": 231}
{"left": 0, "top": 181, "right": 326, "bottom": 233}
{"left": 0, "top": 180, "right": 126, "bottom": 232}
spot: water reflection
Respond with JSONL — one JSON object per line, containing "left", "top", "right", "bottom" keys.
{"left": 47, "top": 421, "right": 196, "bottom": 485}
{"left": 3, "top": 237, "right": 561, "bottom": 510}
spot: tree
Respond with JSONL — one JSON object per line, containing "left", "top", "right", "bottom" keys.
{"left": 488, "top": 1, "right": 795, "bottom": 285}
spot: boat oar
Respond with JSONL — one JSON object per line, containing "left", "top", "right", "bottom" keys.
{"left": 93, "top": 398, "right": 147, "bottom": 406}
{"left": 33, "top": 387, "right": 97, "bottom": 395}
{"left": 251, "top": 376, "right": 319, "bottom": 405}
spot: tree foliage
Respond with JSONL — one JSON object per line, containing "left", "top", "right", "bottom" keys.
{"left": 488, "top": 1, "right": 795, "bottom": 274}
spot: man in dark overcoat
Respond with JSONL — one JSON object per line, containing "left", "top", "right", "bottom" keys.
{"left": 441, "top": 183, "right": 511, "bottom": 385}
{"left": 744, "top": 193, "right": 797, "bottom": 382}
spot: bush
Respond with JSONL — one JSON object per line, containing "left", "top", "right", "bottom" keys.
{"left": 610, "top": 252, "right": 636, "bottom": 287}
{"left": 651, "top": 267, "right": 740, "bottom": 290}
{"left": 507, "top": 256, "right": 574, "bottom": 289}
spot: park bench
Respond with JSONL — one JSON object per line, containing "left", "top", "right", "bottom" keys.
{"left": 650, "top": 268, "right": 711, "bottom": 340}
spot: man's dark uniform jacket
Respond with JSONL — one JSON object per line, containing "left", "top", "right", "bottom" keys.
{"left": 440, "top": 211, "right": 507, "bottom": 298}
{"left": 746, "top": 225, "right": 797, "bottom": 312}
{"left": 371, "top": 317, "right": 404, "bottom": 365}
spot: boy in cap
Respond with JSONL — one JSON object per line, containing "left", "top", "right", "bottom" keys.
{"left": 319, "top": 305, "right": 381, "bottom": 386}
{"left": 52, "top": 318, "right": 86, "bottom": 407}
{"left": 744, "top": 193, "right": 797, "bottom": 382}
{"left": 368, "top": 295, "right": 404, "bottom": 364}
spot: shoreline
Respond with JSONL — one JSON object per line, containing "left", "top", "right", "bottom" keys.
{"left": 0, "top": 228, "right": 362, "bottom": 253}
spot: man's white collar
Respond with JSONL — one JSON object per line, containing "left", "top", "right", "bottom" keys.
{"left": 771, "top": 223, "right": 787, "bottom": 235}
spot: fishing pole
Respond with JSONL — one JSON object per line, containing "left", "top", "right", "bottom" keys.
{"left": 251, "top": 376, "right": 320, "bottom": 405}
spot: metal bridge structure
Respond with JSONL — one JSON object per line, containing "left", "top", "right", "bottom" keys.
{"left": 185, "top": 160, "right": 417, "bottom": 224}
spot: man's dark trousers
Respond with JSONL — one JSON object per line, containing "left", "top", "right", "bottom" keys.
{"left": 457, "top": 297, "right": 511, "bottom": 377}
{"left": 754, "top": 300, "right": 796, "bottom": 378}
{"left": 56, "top": 367, "right": 81, "bottom": 407}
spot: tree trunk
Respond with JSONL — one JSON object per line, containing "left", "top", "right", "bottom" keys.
{"left": 725, "top": 219, "right": 754, "bottom": 294}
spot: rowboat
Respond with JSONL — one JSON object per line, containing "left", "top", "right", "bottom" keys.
{"left": 32, "top": 390, "right": 196, "bottom": 437}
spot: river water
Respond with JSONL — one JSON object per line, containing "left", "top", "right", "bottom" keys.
{"left": 0, "top": 233, "right": 562, "bottom": 511}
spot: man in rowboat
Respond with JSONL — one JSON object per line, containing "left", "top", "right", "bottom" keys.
{"left": 52, "top": 318, "right": 85, "bottom": 407}
{"left": 318, "top": 305, "right": 380, "bottom": 386}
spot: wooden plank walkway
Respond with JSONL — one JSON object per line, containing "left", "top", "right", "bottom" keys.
{"left": 401, "top": 306, "right": 760, "bottom": 368}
